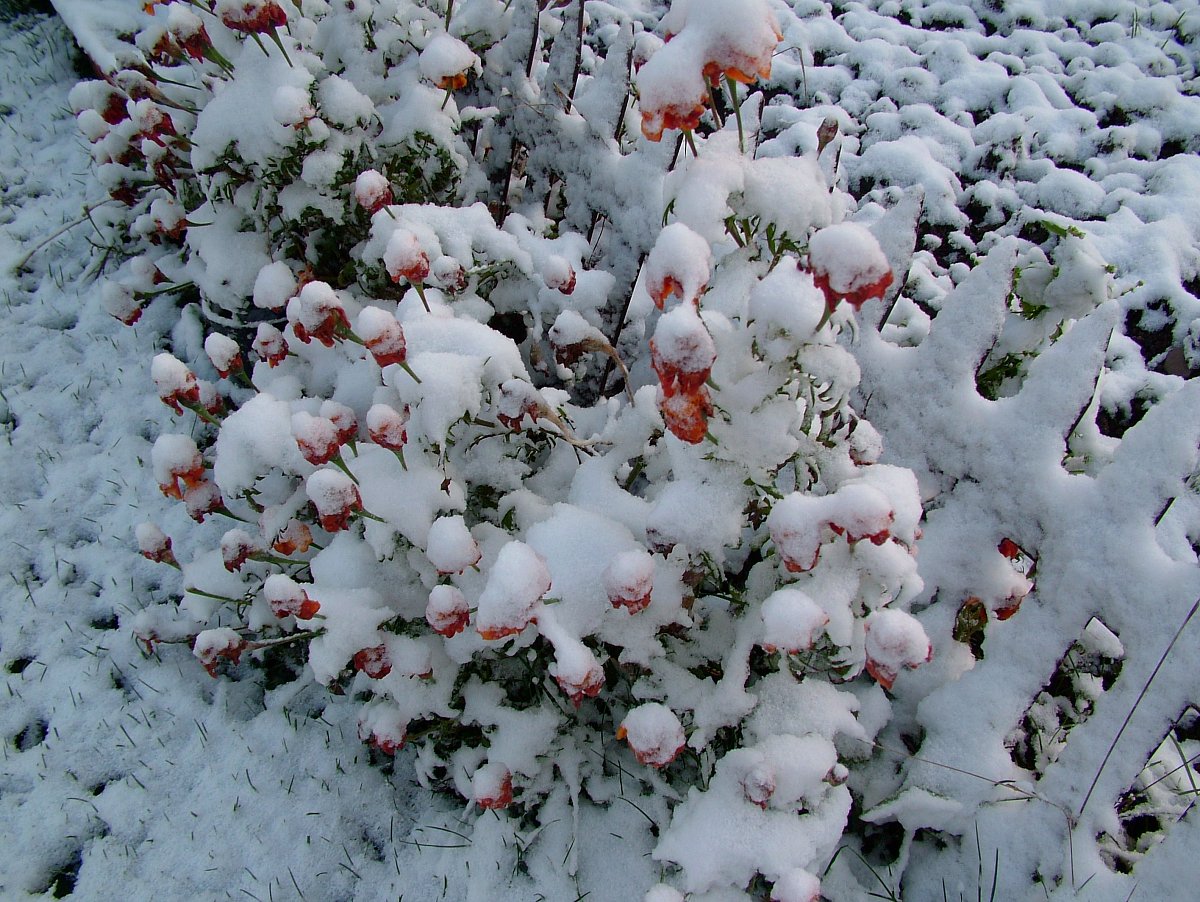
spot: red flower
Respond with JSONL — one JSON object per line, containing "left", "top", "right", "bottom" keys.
{"left": 473, "top": 764, "right": 513, "bottom": 810}
{"left": 219, "top": 0, "right": 288, "bottom": 34}
{"left": 264, "top": 574, "right": 321, "bottom": 620}
{"left": 604, "top": 550, "right": 655, "bottom": 614}
{"left": 221, "top": 529, "right": 260, "bottom": 572}
{"left": 496, "top": 381, "right": 544, "bottom": 432}
{"left": 184, "top": 479, "right": 226, "bottom": 523}
{"left": 306, "top": 470, "right": 363, "bottom": 532}
{"left": 555, "top": 660, "right": 605, "bottom": 708}
{"left": 136, "top": 523, "right": 176, "bottom": 565}
{"left": 426, "top": 585, "right": 470, "bottom": 638}
{"left": 253, "top": 323, "right": 289, "bottom": 367}
{"left": 357, "top": 308, "right": 408, "bottom": 369}
{"left": 293, "top": 413, "right": 341, "bottom": 466}
{"left": 353, "top": 645, "right": 392, "bottom": 679}
{"left": 384, "top": 229, "right": 431, "bottom": 285}
{"left": 152, "top": 353, "right": 201, "bottom": 415}
{"left": 650, "top": 336, "right": 713, "bottom": 397}
{"left": 288, "top": 282, "right": 350, "bottom": 348}
{"left": 353, "top": 170, "right": 392, "bottom": 214}
{"left": 367, "top": 404, "right": 409, "bottom": 451}
{"left": 659, "top": 386, "right": 712, "bottom": 444}
{"left": 812, "top": 269, "right": 894, "bottom": 313}
{"left": 194, "top": 629, "right": 248, "bottom": 677}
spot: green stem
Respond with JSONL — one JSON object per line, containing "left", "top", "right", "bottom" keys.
{"left": 726, "top": 77, "right": 744, "bottom": 154}
{"left": 249, "top": 32, "right": 270, "bottom": 57}
{"left": 186, "top": 587, "right": 249, "bottom": 605}
{"left": 250, "top": 628, "right": 326, "bottom": 651}
{"left": 267, "top": 27, "right": 294, "bottom": 67}
{"left": 706, "top": 79, "right": 724, "bottom": 128}
{"left": 185, "top": 401, "right": 222, "bottom": 428}
{"left": 683, "top": 129, "right": 698, "bottom": 158}
{"left": 413, "top": 282, "right": 431, "bottom": 312}
{"left": 215, "top": 505, "right": 251, "bottom": 524}
{"left": 331, "top": 453, "right": 359, "bottom": 485}
{"left": 399, "top": 361, "right": 423, "bottom": 384}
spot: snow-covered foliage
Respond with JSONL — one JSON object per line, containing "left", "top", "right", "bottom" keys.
{"left": 5, "top": 0, "right": 1200, "bottom": 897}
{"left": 69, "top": 0, "right": 930, "bottom": 893}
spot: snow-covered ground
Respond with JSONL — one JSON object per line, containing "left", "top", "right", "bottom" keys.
{"left": 2, "top": 1, "right": 1199, "bottom": 899}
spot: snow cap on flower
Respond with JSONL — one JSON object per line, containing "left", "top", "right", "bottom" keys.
{"left": 383, "top": 228, "right": 430, "bottom": 285}
{"left": 644, "top": 222, "right": 711, "bottom": 308}
{"left": 194, "top": 627, "right": 246, "bottom": 677}
{"left": 651, "top": 302, "right": 716, "bottom": 396}
{"left": 603, "top": 549, "right": 656, "bottom": 613}
{"left": 151, "top": 352, "right": 200, "bottom": 414}
{"left": 542, "top": 255, "right": 576, "bottom": 295}
{"left": 419, "top": 33, "right": 479, "bottom": 90}
{"left": 204, "top": 333, "right": 242, "bottom": 378}
{"left": 151, "top": 433, "right": 205, "bottom": 498}
{"left": 353, "top": 644, "right": 392, "bottom": 679}
{"left": 292, "top": 411, "right": 341, "bottom": 466}
{"left": 354, "top": 169, "right": 392, "bottom": 214}
{"left": 430, "top": 255, "right": 467, "bottom": 293}
{"left": 220, "top": 528, "right": 260, "bottom": 572}
{"left": 252, "top": 322, "right": 289, "bottom": 367}
{"left": 760, "top": 588, "right": 829, "bottom": 653}
{"left": 216, "top": 0, "right": 288, "bottom": 34}
{"left": 551, "top": 641, "right": 605, "bottom": 707}
{"left": 264, "top": 574, "right": 320, "bottom": 620}
{"left": 475, "top": 541, "right": 552, "bottom": 640}
{"left": 807, "top": 222, "right": 893, "bottom": 312}
{"left": 318, "top": 401, "right": 357, "bottom": 446}
{"left": 253, "top": 261, "right": 297, "bottom": 311}
{"left": 287, "top": 281, "right": 349, "bottom": 347}
{"left": 738, "top": 750, "right": 776, "bottom": 809}
{"left": 618, "top": 703, "right": 686, "bottom": 767}
{"left": 548, "top": 309, "right": 609, "bottom": 367}
{"left": 496, "top": 379, "right": 545, "bottom": 431}
{"left": 426, "top": 585, "right": 470, "bottom": 637}
{"left": 101, "top": 280, "right": 142, "bottom": 326}
{"left": 826, "top": 482, "right": 893, "bottom": 544}
{"left": 136, "top": 522, "right": 175, "bottom": 565}
{"left": 184, "top": 479, "right": 225, "bottom": 522}
{"left": 473, "top": 761, "right": 513, "bottom": 809}
{"left": 771, "top": 869, "right": 821, "bottom": 902}
{"left": 357, "top": 306, "right": 407, "bottom": 369}
{"left": 306, "top": 468, "right": 362, "bottom": 532}
{"left": 636, "top": 0, "right": 781, "bottom": 141}
{"left": 366, "top": 403, "right": 408, "bottom": 450}
{"left": 767, "top": 493, "right": 827, "bottom": 573}
{"left": 426, "top": 515, "right": 481, "bottom": 575}
{"left": 164, "top": 4, "right": 211, "bottom": 61}
{"left": 864, "top": 608, "right": 932, "bottom": 690}
{"left": 358, "top": 704, "right": 407, "bottom": 755}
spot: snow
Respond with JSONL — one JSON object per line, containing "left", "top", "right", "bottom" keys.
{"left": 618, "top": 703, "right": 686, "bottom": 767}
{"left": 473, "top": 540, "right": 552, "bottom": 640}
{"left": 7, "top": 0, "right": 1200, "bottom": 899}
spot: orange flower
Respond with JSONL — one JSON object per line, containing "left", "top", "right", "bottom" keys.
{"left": 659, "top": 386, "right": 712, "bottom": 444}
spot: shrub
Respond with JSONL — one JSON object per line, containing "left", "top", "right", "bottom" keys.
{"left": 78, "top": 0, "right": 929, "bottom": 895}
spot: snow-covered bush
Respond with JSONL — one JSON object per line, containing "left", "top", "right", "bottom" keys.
{"left": 77, "top": 0, "right": 937, "bottom": 896}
